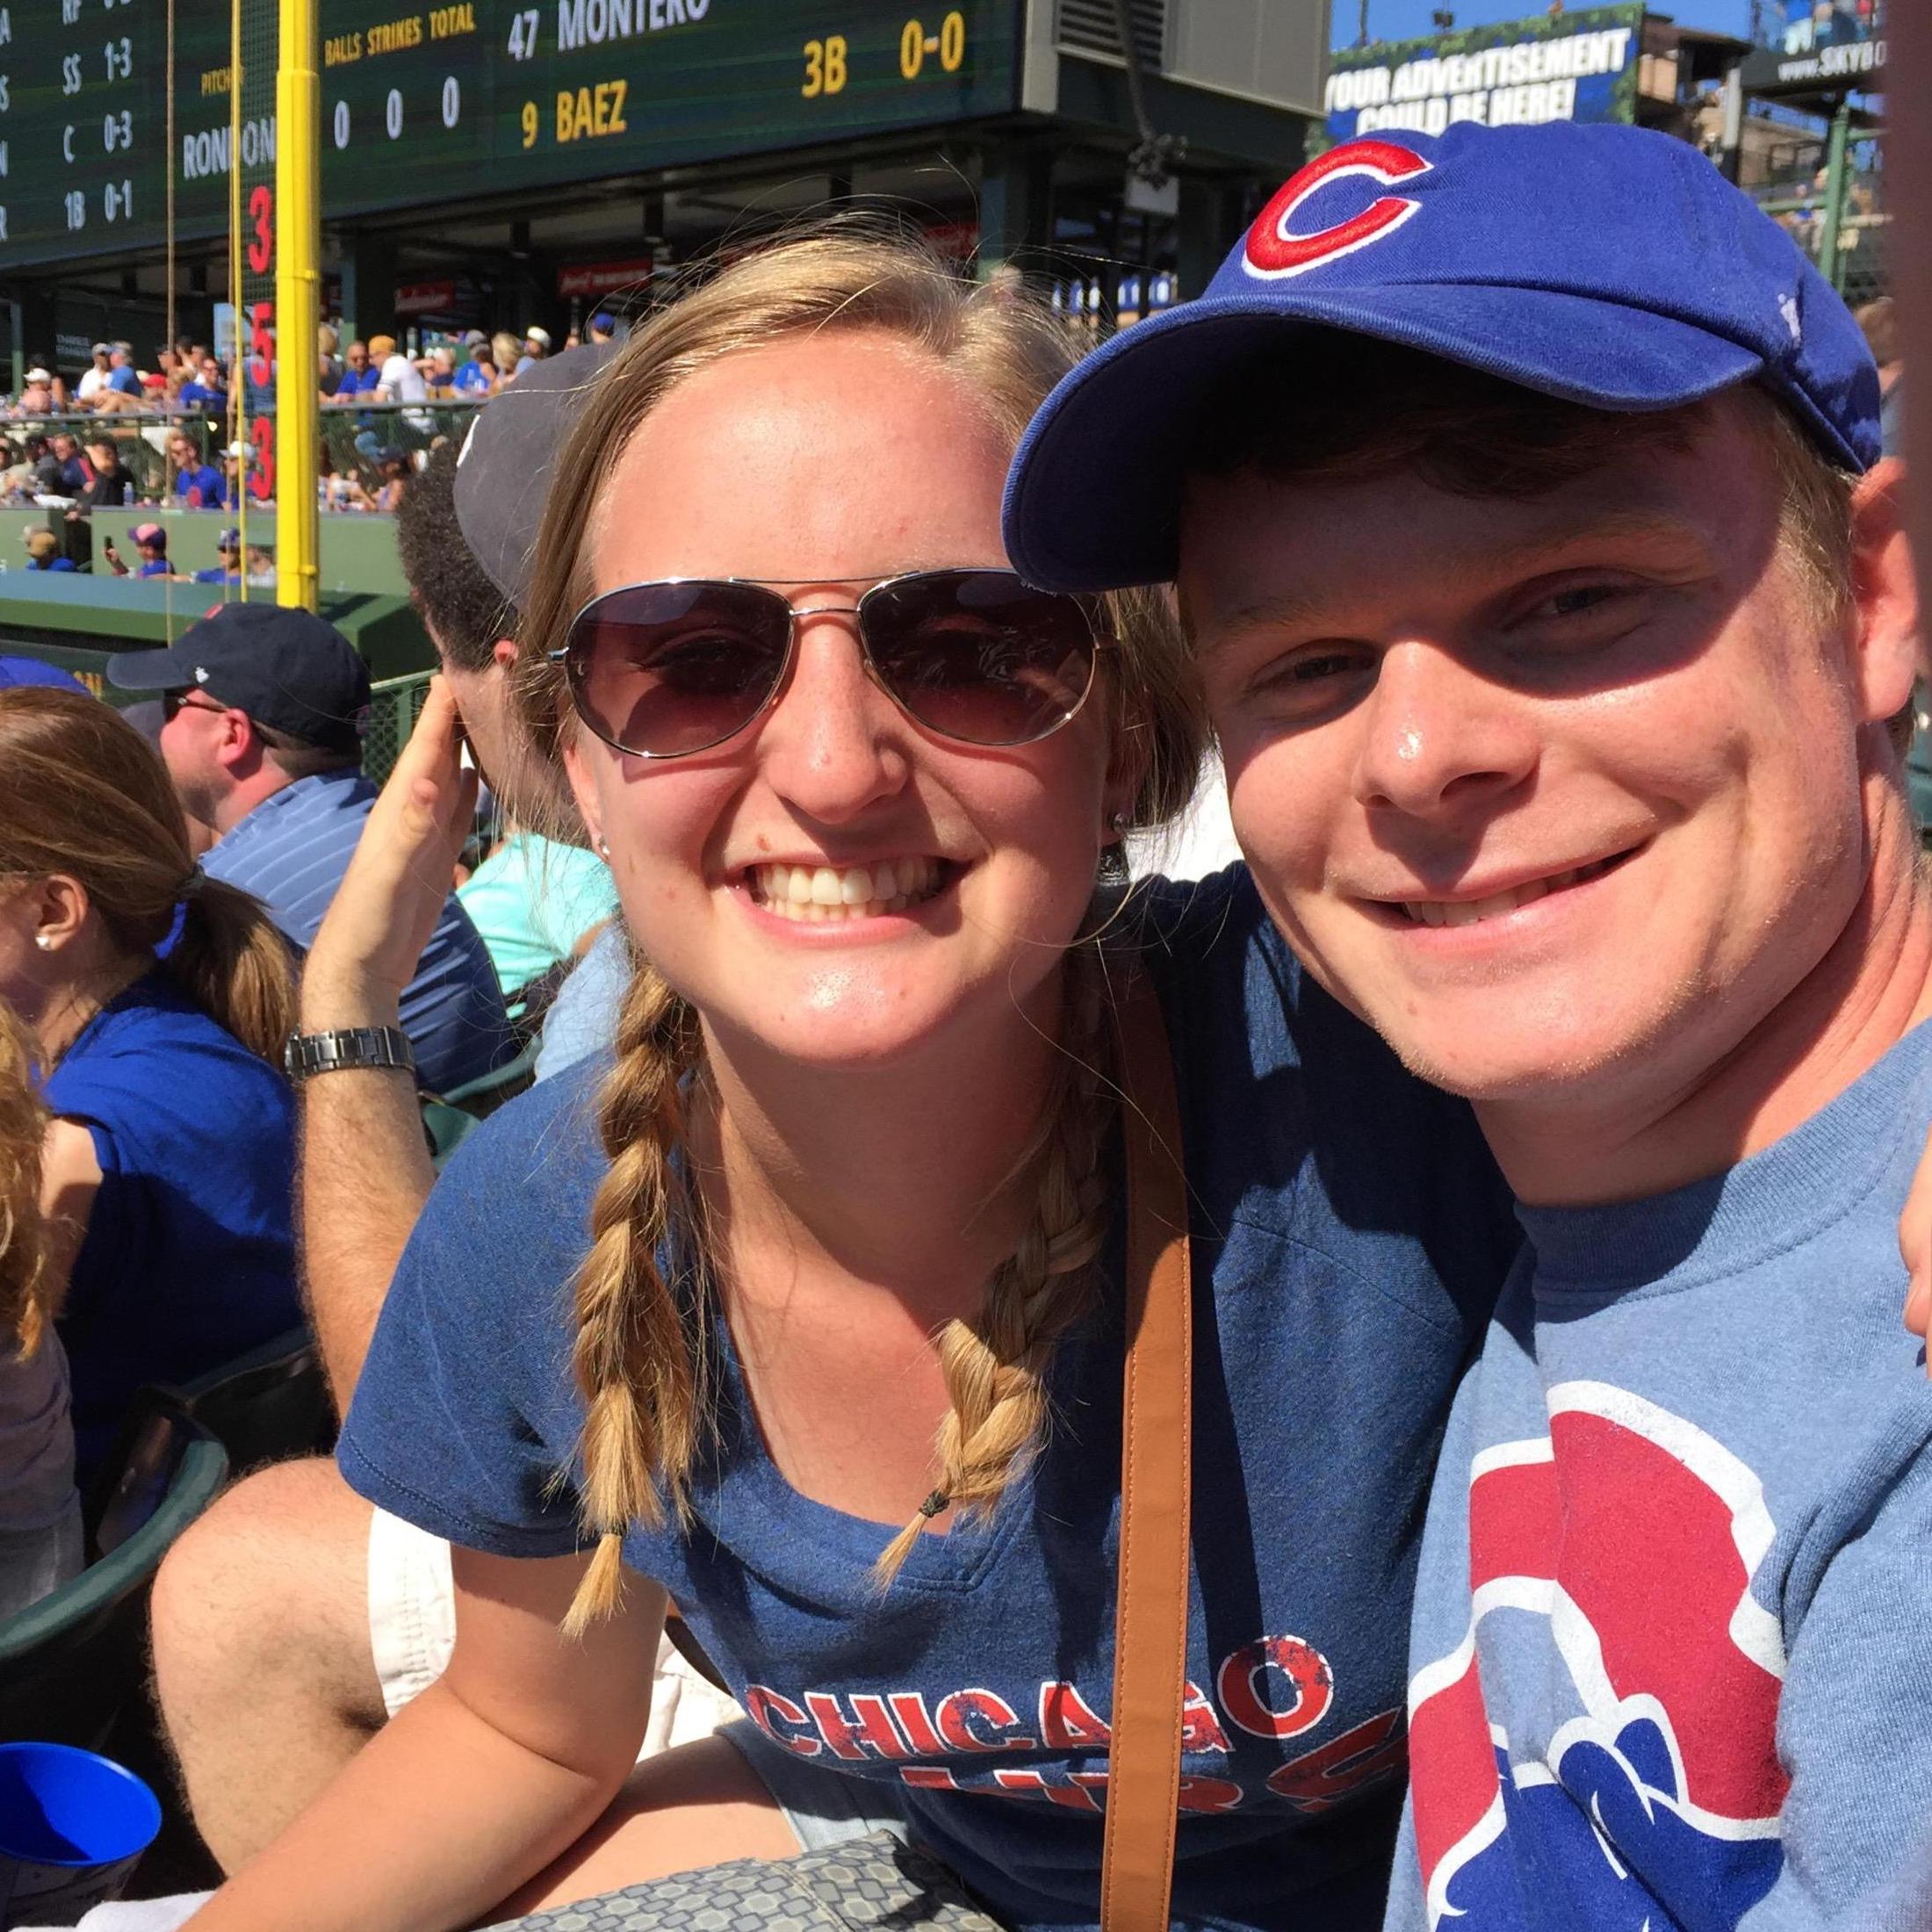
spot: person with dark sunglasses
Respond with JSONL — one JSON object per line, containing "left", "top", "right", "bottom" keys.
{"left": 183, "top": 231, "right": 1517, "bottom": 1932}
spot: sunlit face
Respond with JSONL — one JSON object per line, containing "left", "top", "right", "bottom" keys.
{"left": 1183, "top": 398, "right": 1902, "bottom": 1113}
{"left": 564, "top": 332, "right": 1124, "bottom": 1072}
{"left": 156, "top": 691, "right": 234, "bottom": 832}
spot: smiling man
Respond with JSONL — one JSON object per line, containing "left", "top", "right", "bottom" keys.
{"left": 1007, "top": 124, "right": 1932, "bottom": 1927}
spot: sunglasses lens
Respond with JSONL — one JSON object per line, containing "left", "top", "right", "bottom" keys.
{"left": 565, "top": 583, "right": 791, "bottom": 758}
{"left": 862, "top": 571, "right": 1099, "bottom": 747}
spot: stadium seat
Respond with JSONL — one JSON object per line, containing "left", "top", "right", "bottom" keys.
{"left": 169, "top": 1324, "right": 334, "bottom": 1478}
{"left": 423, "top": 1033, "right": 544, "bottom": 1168}
{"left": 0, "top": 1405, "right": 227, "bottom": 1749}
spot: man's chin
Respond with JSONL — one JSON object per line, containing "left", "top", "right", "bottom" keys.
{"left": 1364, "top": 1011, "right": 1639, "bottom": 1107}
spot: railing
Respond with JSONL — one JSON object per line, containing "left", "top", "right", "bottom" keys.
{"left": 364, "top": 668, "right": 434, "bottom": 786}
{"left": 0, "top": 401, "right": 484, "bottom": 512}
{"left": 1745, "top": 122, "right": 1887, "bottom": 302}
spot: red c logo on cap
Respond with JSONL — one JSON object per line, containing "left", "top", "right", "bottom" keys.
{"left": 1244, "top": 140, "right": 1432, "bottom": 281}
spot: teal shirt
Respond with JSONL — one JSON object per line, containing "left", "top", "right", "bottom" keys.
{"left": 456, "top": 832, "right": 619, "bottom": 1000}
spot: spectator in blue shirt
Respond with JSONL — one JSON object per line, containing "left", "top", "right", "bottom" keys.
{"left": 104, "top": 523, "right": 177, "bottom": 579}
{"left": 333, "top": 340, "right": 379, "bottom": 398}
{"left": 39, "top": 433, "right": 87, "bottom": 495}
{"left": 0, "top": 684, "right": 301, "bottom": 1479}
{"left": 192, "top": 527, "right": 244, "bottom": 584}
{"left": 106, "top": 343, "right": 141, "bottom": 397}
{"left": 452, "top": 330, "right": 494, "bottom": 396}
{"left": 177, "top": 354, "right": 229, "bottom": 415}
{"left": 23, "top": 530, "right": 76, "bottom": 573}
{"left": 168, "top": 429, "right": 227, "bottom": 508}
{"left": 105, "top": 606, "right": 516, "bottom": 1094}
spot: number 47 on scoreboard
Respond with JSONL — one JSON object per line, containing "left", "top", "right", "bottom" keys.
{"left": 508, "top": 7, "right": 539, "bottom": 58}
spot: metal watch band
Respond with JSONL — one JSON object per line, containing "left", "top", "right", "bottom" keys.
{"left": 282, "top": 1024, "right": 416, "bottom": 1083}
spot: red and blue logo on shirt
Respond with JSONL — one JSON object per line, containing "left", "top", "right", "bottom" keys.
{"left": 1407, "top": 1381, "right": 1786, "bottom": 1928}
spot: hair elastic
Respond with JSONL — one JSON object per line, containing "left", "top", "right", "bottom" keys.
{"left": 918, "top": 1489, "right": 949, "bottom": 1520}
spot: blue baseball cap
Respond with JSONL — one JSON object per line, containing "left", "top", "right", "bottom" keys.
{"left": 1004, "top": 123, "right": 1883, "bottom": 594}
{"left": 0, "top": 653, "right": 88, "bottom": 693}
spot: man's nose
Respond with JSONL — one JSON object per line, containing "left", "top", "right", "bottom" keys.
{"left": 1350, "top": 640, "right": 1538, "bottom": 820}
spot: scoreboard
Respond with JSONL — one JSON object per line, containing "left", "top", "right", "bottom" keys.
{"left": 0, "top": 0, "right": 1020, "bottom": 270}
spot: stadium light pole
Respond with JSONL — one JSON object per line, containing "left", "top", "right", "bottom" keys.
{"left": 276, "top": 0, "right": 321, "bottom": 611}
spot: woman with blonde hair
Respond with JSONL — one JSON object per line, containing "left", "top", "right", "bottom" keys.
{"left": 0, "top": 996, "right": 81, "bottom": 1618}
{"left": 190, "top": 231, "right": 1513, "bottom": 1932}
{"left": 0, "top": 688, "right": 303, "bottom": 1478}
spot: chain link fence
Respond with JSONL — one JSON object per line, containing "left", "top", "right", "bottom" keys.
{"left": 363, "top": 669, "right": 434, "bottom": 786}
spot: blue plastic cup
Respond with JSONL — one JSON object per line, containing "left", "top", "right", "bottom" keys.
{"left": 0, "top": 1742, "right": 162, "bottom": 1928}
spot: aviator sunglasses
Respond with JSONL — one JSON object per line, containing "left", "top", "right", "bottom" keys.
{"left": 552, "top": 568, "right": 1106, "bottom": 760}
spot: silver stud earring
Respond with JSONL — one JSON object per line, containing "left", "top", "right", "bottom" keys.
{"left": 34, "top": 934, "right": 53, "bottom": 950}
{"left": 597, "top": 839, "right": 610, "bottom": 857}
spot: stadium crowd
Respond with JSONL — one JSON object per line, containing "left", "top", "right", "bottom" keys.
{"left": 2, "top": 116, "right": 1930, "bottom": 1932}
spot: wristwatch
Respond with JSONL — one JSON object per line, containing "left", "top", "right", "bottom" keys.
{"left": 282, "top": 1025, "right": 416, "bottom": 1082}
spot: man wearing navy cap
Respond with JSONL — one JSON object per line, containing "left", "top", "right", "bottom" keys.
{"left": 105, "top": 605, "right": 513, "bottom": 1095}
{"left": 1006, "top": 123, "right": 1929, "bottom": 1927}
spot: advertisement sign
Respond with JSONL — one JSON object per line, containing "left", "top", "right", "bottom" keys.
{"left": 394, "top": 279, "right": 458, "bottom": 315}
{"left": 1741, "top": 1, "right": 1885, "bottom": 95}
{"left": 558, "top": 257, "right": 653, "bottom": 298}
{"left": 1323, "top": 4, "right": 1644, "bottom": 147}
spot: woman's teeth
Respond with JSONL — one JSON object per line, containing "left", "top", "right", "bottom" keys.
{"left": 1402, "top": 857, "right": 1616, "bottom": 928}
{"left": 751, "top": 858, "right": 943, "bottom": 923}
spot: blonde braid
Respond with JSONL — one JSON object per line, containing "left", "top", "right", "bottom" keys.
{"left": 874, "top": 947, "right": 1114, "bottom": 1582}
{"left": 562, "top": 959, "right": 706, "bottom": 1636}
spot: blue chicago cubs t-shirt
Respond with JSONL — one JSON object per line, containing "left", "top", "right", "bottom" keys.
{"left": 1387, "top": 1023, "right": 1932, "bottom": 1932}
{"left": 46, "top": 971, "right": 301, "bottom": 1474}
{"left": 341, "top": 867, "right": 1520, "bottom": 1931}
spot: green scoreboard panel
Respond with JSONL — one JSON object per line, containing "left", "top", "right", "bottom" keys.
{"left": 0, "top": 0, "right": 1020, "bottom": 270}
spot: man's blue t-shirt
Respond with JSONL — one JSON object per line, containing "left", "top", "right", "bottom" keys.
{"left": 335, "top": 365, "right": 380, "bottom": 398}
{"left": 135, "top": 558, "right": 172, "bottom": 578}
{"left": 203, "top": 768, "right": 515, "bottom": 1094}
{"left": 177, "top": 379, "right": 227, "bottom": 414}
{"left": 46, "top": 971, "right": 301, "bottom": 1474}
{"left": 191, "top": 566, "right": 241, "bottom": 584}
{"left": 106, "top": 366, "right": 140, "bottom": 395}
{"left": 453, "top": 360, "right": 492, "bottom": 395}
{"left": 341, "top": 867, "right": 1520, "bottom": 1932}
{"left": 1387, "top": 1024, "right": 1932, "bottom": 1932}
{"left": 27, "top": 558, "right": 77, "bottom": 573}
{"left": 173, "top": 464, "right": 227, "bottom": 508}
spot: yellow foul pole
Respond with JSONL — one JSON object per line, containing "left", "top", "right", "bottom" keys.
{"left": 275, "top": 0, "right": 321, "bottom": 610}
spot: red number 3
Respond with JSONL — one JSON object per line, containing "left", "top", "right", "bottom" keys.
{"left": 247, "top": 184, "right": 273, "bottom": 275}
{"left": 250, "top": 416, "right": 275, "bottom": 502}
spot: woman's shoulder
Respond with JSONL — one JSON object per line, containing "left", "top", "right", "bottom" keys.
{"left": 428, "top": 1052, "right": 610, "bottom": 1228}
{"left": 46, "top": 974, "right": 290, "bottom": 1124}
{"left": 386, "top": 1056, "right": 610, "bottom": 1359}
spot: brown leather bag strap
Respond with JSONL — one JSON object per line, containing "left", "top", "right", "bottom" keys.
{"left": 1099, "top": 970, "right": 1193, "bottom": 1932}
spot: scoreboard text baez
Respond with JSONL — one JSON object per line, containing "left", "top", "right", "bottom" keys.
{"left": 0, "top": 0, "right": 1020, "bottom": 268}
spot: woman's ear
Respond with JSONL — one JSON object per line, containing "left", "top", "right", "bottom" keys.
{"left": 1099, "top": 717, "right": 1150, "bottom": 844}
{"left": 1849, "top": 457, "right": 1920, "bottom": 726}
{"left": 30, "top": 874, "right": 90, "bottom": 955}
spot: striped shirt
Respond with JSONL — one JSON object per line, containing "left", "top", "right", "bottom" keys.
{"left": 205, "top": 769, "right": 515, "bottom": 1093}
